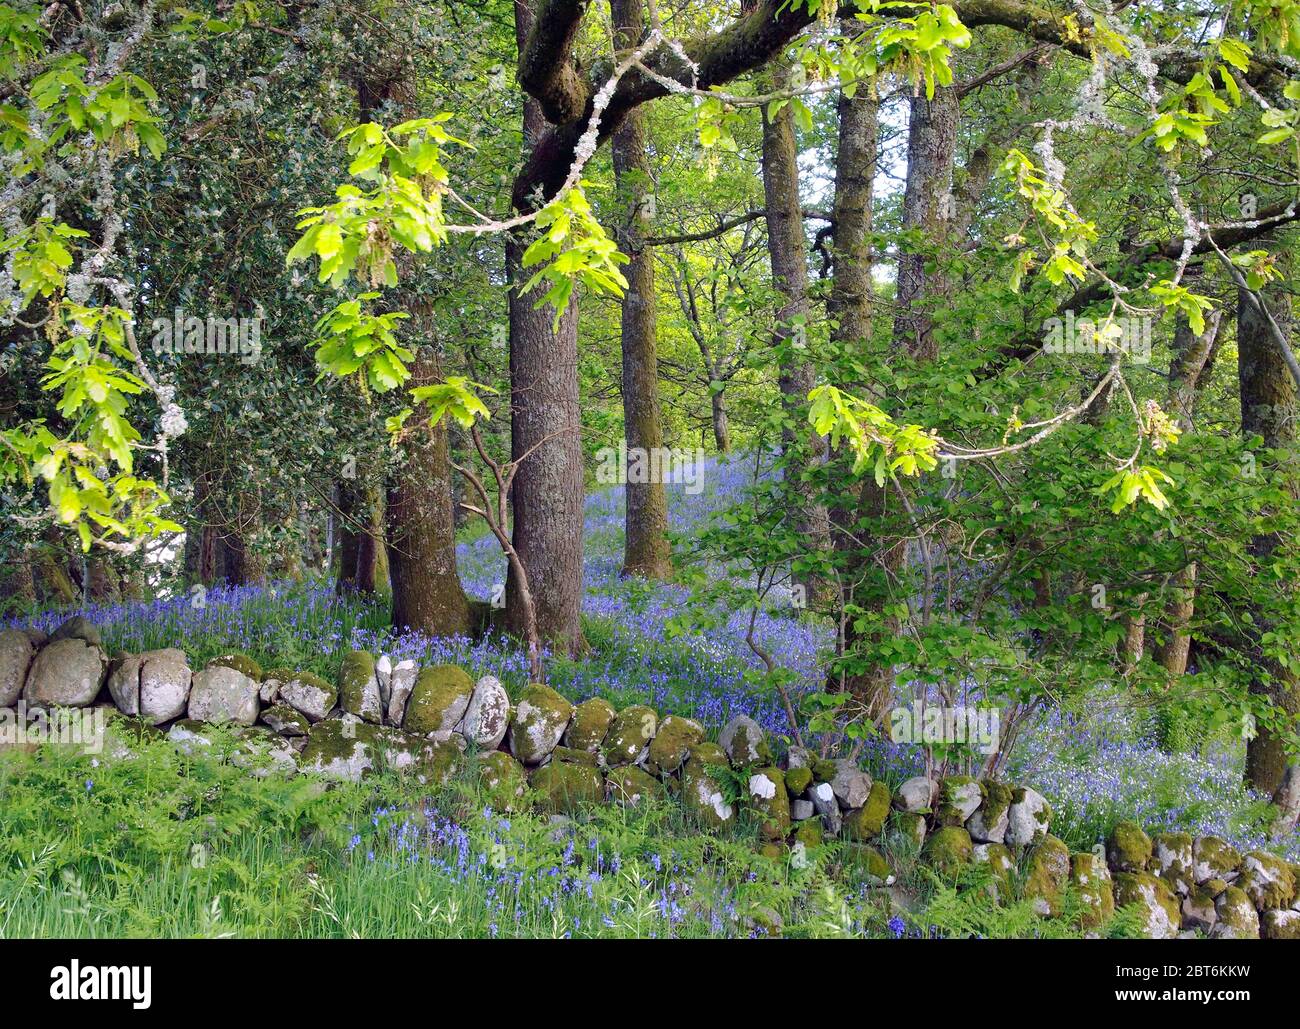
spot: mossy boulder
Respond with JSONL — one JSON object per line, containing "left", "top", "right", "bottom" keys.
{"left": 843, "top": 780, "right": 891, "bottom": 842}
{"left": 261, "top": 704, "right": 310, "bottom": 737}
{"left": 1114, "top": 871, "right": 1180, "bottom": 938}
{"left": 828, "top": 758, "right": 873, "bottom": 810}
{"left": 719, "top": 714, "right": 770, "bottom": 767}
{"left": 748, "top": 767, "right": 790, "bottom": 841}
{"left": 645, "top": 714, "right": 704, "bottom": 775}
{"left": 681, "top": 742, "right": 735, "bottom": 829}
{"left": 1005, "top": 786, "right": 1052, "bottom": 849}
{"left": 849, "top": 844, "right": 893, "bottom": 883}
{"left": 602, "top": 704, "right": 658, "bottom": 766}
{"left": 973, "top": 842, "right": 1015, "bottom": 901}
{"left": 925, "top": 825, "right": 974, "bottom": 877}
{"left": 563, "top": 697, "right": 616, "bottom": 752}
{"left": 23, "top": 638, "right": 108, "bottom": 707}
{"left": 0, "top": 628, "right": 35, "bottom": 707}
{"left": 1209, "top": 886, "right": 1260, "bottom": 939}
{"left": 531, "top": 760, "right": 603, "bottom": 815}
{"left": 479, "top": 750, "right": 528, "bottom": 813}
{"left": 783, "top": 765, "right": 813, "bottom": 796}
{"left": 894, "top": 775, "right": 937, "bottom": 813}
{"left": 890, "top": 810, "right": 927, "bottom": 848}
{"left": 1150, "top": 831, "right": 1194, "bottom": 896}
{"left": 460, "top": 674, "right": 511, "bottom": 749}
{"left": 548, "top": 745, "right": 598, "bottom": 767}
{"left": 1070, "top": 851, "right": 1115, "bottom": 928}
{"left": 606, "top": 765, "right": 662, "bottom": 806}
{"left": 1238, "top": 851, "right": 1295, "bottom": 910}
{"left": 509, "top": 684, "right": 573, "bottom": 765}
{"left": 337, "top": 651, "right": 382, "bottom": 724}
{"left": 791, "top": 818, "right": 823, "bottom": 851}
{"left": 274, "top": 670, "right": 336, "bottom": 722}
{"left": 208, "top": 652, "right": 263, "bottom": 682}
{"left": 1261, "top": 909, "right": 1300, "bottom": 939}
{"left": 967, "top": 780, "right": 1012, "bottom": 843}
{"left": 299, "top": 717, "right": 462, "bottom": 784}
{"left": 811, "top": 758, "right": 838, "bottom": 783}
{"left": 937, "top": 776, "right": 983, "bottom": 826}
{"left": 1192, "top": 835, "right": 1241, "bottom": 883}
{"left": 1182, "top": 883, "right": 1219, "bottom": 932}
{"left": 402, "top": 664, "right": 473, "bottom": 736}
{"left": 187, "top": 665, "right": 259, "bottom": 725}
{"left": 1023, "top": 834, "right": 1071, "bottom": 917}
{"left": 1106, "top": 819, "right": 1152, "bottom": 873}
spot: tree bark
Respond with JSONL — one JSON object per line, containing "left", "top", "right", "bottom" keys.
{"left": 1239, "top": 284, "right": 1298, "bottom": 794}
{"left": 335, "top": 478, "right": 363, "bottom": 594}
{"left": 387, "top": 353, "right": 472, "bottom": 636}
{"left": 611, "top": 0, "right": 672, "bottom": 581}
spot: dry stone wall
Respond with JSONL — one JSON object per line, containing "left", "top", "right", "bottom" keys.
{"left": 2, "top": 618, "right": 1298, "bottom": 939}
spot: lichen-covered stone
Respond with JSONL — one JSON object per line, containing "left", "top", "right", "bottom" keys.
{"left": 386, "top": 659, "right": 417, "bottom": 726}
{"left": 1151, "top": 831, "right": 1194, "bottom": 896}
{"left": 828, "top": 758, "right": 873, "bottom": 810}
{"left": 298, "top": 716, "right": 461, "bottom": 784}
{"left": 0, "top": 629, "right": 36, "bottom": 707}
{"left": 187, "top": 665, "right": 259, "bottom": 725}
{"left": 49, "top": 615, "right": 102, "bottom": 646}
{"left": 1114, "top": 871, "right": 1180, "bottom": 938}
{"left": 967, "top": 780, "right": 1011, "bottom": 843}
{"left": 894, "top": 775, "right": 937, "bottom": 812}
{"left": 1182, "top": 883, "right": 1218, "bottom": 932}
{"left": 459, "top": 674, "right": 510, "bottom": 749}
{"left": 261, "top": 704, "right": 310, "bottom": 737}
{"left": 603, "top": 704, "right": 657, "bottom": 766}
{"left": 1261, "top": 908, "right": 1300, "bottom": 939}
{"left": 1107, "top": 820, "right": 1152, "bottom": 873}
{"left": 274, "top": 670, "right": 337, "bottom": 722}
{"left": 682, "top": 741, "right": 734, "bottom": 829}
{"left": 531, "top": 760, "right": 603, "bottom": 815}
{"left": 811, "top": 758, "right": 838, "bottom": 783}
{"left": 748, "top": 766, "right": 790, "bottom": 841}
{"left": 843, "top": 780, "right": 891, "bottom": 842}
{"left": 937, "top": 776, "right": 983, "bottom": 826}
{"left": 974, "top": 842, "right": 1015, "bottom": 901}
{"left": 1071, "top": 851, "right": 1115, "bottom": 927}
{"left": 208, "top": 652, "right": 263, "bottom": 682}
{"left": 606, "top": 764, "right": 661, "bottom": 806}
{"left": 563, "top": 697, "right": 616, "bottom": 752}
{"left": 107, "top": 648, "right": 191, "bottom": 724}
{"left": 509, "top": 684, "right": 573, "bottom": 765}
{"left": 403, "top": 663, "right": 474, "bottom": 736}
{"left": 790, "top": 798, "right": 815, "bottom": 821}
{"left": 791, "top": 818, "right": 823, "bottom": 851}
{"left": 1192, "top": 835, "right": 1241, "bottom": 884}
{"left": 1238, "top": 851, "right": 1295, "bottom": 911}
{"left": 850, "top": 844, "right": 893, "bottom": 883}
{"left": 809, "top": 780, "right": 842, "bottom": 835}
{"left": 719, "top": 714, "right": 770, "bottom": 767}
{"left": 1209, "top": 886, "right": 1260, "bottom": 939}
{"left": 783, "top": 765, "right": 813, "bottom": 796}
{"left": 23, "top": 638, "right": 108, "bottom": 707}
{"left": 1005, "top": 786, "right": 1052, "bottom": 849}
{"left": 1023, "top": 835, "right": 1071, "bottom": 917}
{"left": 925, "top": 825, "right": 974, "bottom": 876}
{"left": 645, "top": 714, "right": 703, "bottom": 775}
{"left": 479, "top": 750, "right": 528, "bottom": 812}
{"left": 337, "top": 651, "right": 383, "bottom": 724}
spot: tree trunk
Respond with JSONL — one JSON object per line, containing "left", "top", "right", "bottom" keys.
{"left": 711, "top": 389, "right": 732, "bottom": 452}
{"left": 335, "top": 478, "right": 363, "bottom": 594}
{"left": 761, "top": 59, "right": 829, "bottom": 600}
{"left": 505, "top": 3, "right": 587, "bottom": 656}
{"left": 611, "top": 0, "right": 672, "bottom": 581}
{"left": 1239, "top": 284, "right": 1298, "bottom": 794}
{"left": 387, "top": 353, "right": 472, "bottom": 636}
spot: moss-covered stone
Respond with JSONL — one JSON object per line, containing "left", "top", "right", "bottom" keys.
{"left": 849, "top": 844, "right": 893, "bottom": 883}
{"left": 1005, "top": 786, "right": 1052, "bottom": 849}
{"left": 890, "top": 810, "right": 927, "bottom": 848}
{"left": 811, "top": 758, "right": 838, "bottom": 783}
{"left": 791, "top": 818, "right": 823, "bottom": 851}
{"left": 274, "top": 670, "right": 337, "bottom": 722}
{"left": 1209, "top": 885, "right": 1260, "bottom": 939}
{"left": 479, "top": 750, "right": 528, "bottom": 813}
{"left": 260, "top": 704, "right": 310, "bottom": 737}
{"left": 973, "top": 842, "right": 1015, "bottom": 901}
{"left": 783, "top": 765, "right": 813, "bottom": 796}
{"left": 298, "top": 717, "right": 461, "bottom": 784}
{"left": 606, "top": 764, "right": 662, "bottom": 806}
{"left": 1182, "top": 882, "right": 1219, "bottom": 932}
{"left": 748, "top": 766, "right": 790, "bottom": 841}
{"left": 402, "top": 664, "right": 473, "bottom": 736}
{"left": 562, "top": 697, "right": 616, "bottom": 752}
{"left": 1261, "top": 909, "right": 1300, "bottom": 940}
{"left": 719, "top": 714, "right": 770, "bottom": 767}
{"left": 1114, "top": 871, "right": 1181, "bottom": 938}
{"left": 548, "top": 745, "right": 598, "bottom": 767}
{"left": 531, "top": 760, "right": 603, "bottom": 815}
{"left": 925, "top": 825, "right": 974, "bottom": 877}
{"left": 843, "top": 780, "right": 891, "bottom": 842}
{"left": 337, "top": 650, "right": 382, "bottom": 724}
{"left": 602, "top": 704, "right": 658, "bottom": 766}
{"left": 644, "top": 714, "right": 703, "bottom": 775}
{"left": 1070, "top": 851, "right": 1115, "bottom": 928}
{"left": 208, "top": 652, "right": 263, "bottom": 682}
{"left": 681, "top": 742, "right": 734, "bottom": 829}
{"left": 1150, "top": 831, "right": 1194, "bottom": 896}
{"left": 509, "top": 684, "right": 573, "bottom": 765}
{"left": 1106, "top": 819, "right": 1152, "bottom": 873}
{"left": 1023, "top": 834, "right": 1071, "bottom": 917}
{"left": 967, "top": 779, "right": 1012, "bottom": 842}
{"left": 1192, "top": 835, "right": 1241, "bottom": 883}
{"left": 1238, "top": 850, "right": 1296, "bottom": 910}
{"left": 936, "top": 775, "right": 984, "bottom": 826}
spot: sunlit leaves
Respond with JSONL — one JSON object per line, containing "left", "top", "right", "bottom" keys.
{"left": 1097, "top": 465, "right": 1175, "bottom": 513}
{"left": 808, "top": 384, "right": 940, "bottom": 486}
{"left": 1000, "top": 150, "right": 1097, "bottom": 288}
{"left": 0, "top": 219, "right": 87, "bottom": 302}
{"left": 309, "top": 293, "right": 412, "bottom": 395}
{"left": 1150, "top": 280, "right": 1215, "bottom": 335}
{"left": 410, "top": 376, "right": 494, "bottom": 429}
